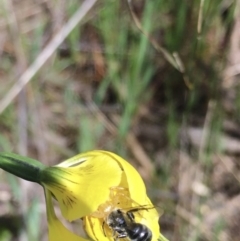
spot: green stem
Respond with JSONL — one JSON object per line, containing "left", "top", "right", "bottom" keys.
{"left": 159, "top": 233, "right": 170, "bottom": 241}
{"left": 0, "top": 152, "right": 46, "bottom": 183}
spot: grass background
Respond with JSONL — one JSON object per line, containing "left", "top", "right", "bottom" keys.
{"left": 0, "top": 0, "right": 239, "bottom": 240}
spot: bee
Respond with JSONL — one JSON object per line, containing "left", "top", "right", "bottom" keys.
{"left": 106, "top": 208, "right": 152, "bottom": 241}
{"left": 84, "top": 187, "right": 157, "bottom": 241}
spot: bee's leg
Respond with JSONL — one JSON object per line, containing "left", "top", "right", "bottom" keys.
{"left": 111, "top": 229, "right": 119, "bottom": 241}
{"left": 116, "top": 233, "right": 127, "bottom": 239}
{"left": 126, "top": 211, "right": 135, "bottom": 222}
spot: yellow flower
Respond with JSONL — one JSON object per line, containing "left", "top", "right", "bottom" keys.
{"left": 0, "top": 151, "right": 169, "bottom": 241}
{"left": 40, "top": 150, "right": 161, "bottom": 241}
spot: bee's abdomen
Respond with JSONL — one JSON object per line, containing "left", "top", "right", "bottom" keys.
{"left": 127, "top": 223, "right": 152, "bottom": 241}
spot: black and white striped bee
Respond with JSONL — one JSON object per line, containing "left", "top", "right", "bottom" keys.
{"left": 106, "top": 208, "right": 152, "bottom": 241}
{"left": 86, "top": 187, "right": 157, "bottom": 241}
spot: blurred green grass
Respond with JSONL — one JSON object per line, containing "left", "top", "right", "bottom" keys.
{"left": 0, "top": 0, "right": 238, "bottom": 240}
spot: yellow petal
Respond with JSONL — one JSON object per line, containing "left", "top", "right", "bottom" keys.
{"left": 41, "top": 152, "right": 123, "bottom": 220}
{"left": 45, "top": 189, "right": 89, "bottom": 241}
{"left": 97, "top": 151, "right": 146, "bottom": 204}
{"left": 83, "top": 216, "right": 109, "bottom": 241}
{"left": 59, "top": 150, "right": 147, "bottom": 205}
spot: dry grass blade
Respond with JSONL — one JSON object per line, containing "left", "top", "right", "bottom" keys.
{"left": 176, "top": 205, "right": 226, "bottom": 241}
{"left": 217, "top": 155, "right": 240, "bottom": 183}
{"left": 3, "top": 0, "right": 29, "bottom": 156}
{"left": 127, "top": 0, "right": 178, "bottom": 70}
{"left": 0, "top": 0, "right": 98, "bottom": 114}
{"left": 127, "top": 0, "right": 179, "bottom": 70}
{"left": 126, "top": 134, "right": 154, "bottom": 178}
{"left": 127, "top": 0, "right": 192, "bottom": 89}
{"left": 188, "top": 100, "right": 216, "bottom": 240}
{"left": 172, "top": 52, "right": 193, "bottom": 89}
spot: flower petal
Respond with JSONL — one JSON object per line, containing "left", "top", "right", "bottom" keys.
{"left": 97, "top": 151, "right": 147, "bottom": 204}
{"left": 45, "top": 189, "right": 89, "bottom": 241}
{"left": 83, "top": 216, "right": 109, "bottom": 241}
{"left": 41, "top": 152, "right": 123, "bottom": 220}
